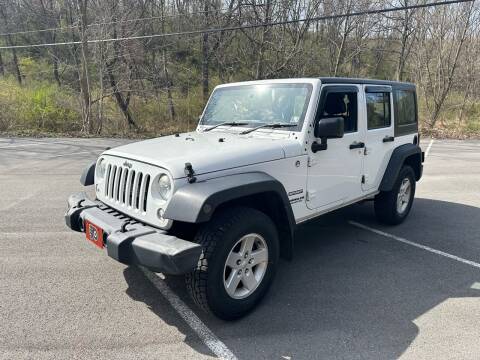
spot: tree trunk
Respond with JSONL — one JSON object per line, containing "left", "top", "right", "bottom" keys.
{"left": 0, "top": 51, "right": 4, "bottom": 77}
{"left": 333, "top": 17, "right": 349, "bottom": 77}
{"left": 8, "top": 35, "right": 22, "bottom": 85}
{"left": 76, "top": 0, "right": 92, "bottom": 134}
{"left": 53, "top": 56, "right": 61, "bottom": 87}
{"left": 396, "top": 1, "right": 410, "bottom": 81}
{"left": 106, "top": 62, "right": 137, "bottom": 129}
{"left": 163, "top": 48, "right": 175, "bottom": 120}
{"left": 160, "top": 0, "right": 175, "bottom": 120}
{"left": 201, "top": 1, "right": 209, "bottom": 104}
{"left": 0, "top": 5, "right": 22, "bottom": 84}
{"left": 51, "top": 34, "right": 61, "bottom": 86}
{"left": 43, "top": 0, "right": 61, "bottom": 87}
{"left": 255, "top": 0, "right": 272, "bottom": 80}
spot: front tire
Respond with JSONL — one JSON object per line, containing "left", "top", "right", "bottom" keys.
{"left": 374, "top": 165, "right": 416, "bottom": 225}
{"left": 186, "top": 206, "right": 279, "bottom": 320}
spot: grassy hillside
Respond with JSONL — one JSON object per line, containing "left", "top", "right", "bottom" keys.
{"left": 1, "top": 76, "right": 479, "bottom": 139}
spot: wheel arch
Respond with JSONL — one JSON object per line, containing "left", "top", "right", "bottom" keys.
{"left": 163, "top": 172, "right": 296, "bottom": 260}
{"left": 379, "top": 143, "right": 423, "bottom": 192}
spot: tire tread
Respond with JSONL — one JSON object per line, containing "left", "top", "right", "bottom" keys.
{"left": 185, "top": 207, "right": 259, "bottom": 314}
{"left": 374, "top": 165, "right": 415, "bottom": 225}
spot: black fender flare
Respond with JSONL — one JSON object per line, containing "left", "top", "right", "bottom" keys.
{"left": 163, "top": 172, "right": 296, "bottom": 259}
{"left": 80, "top": 161, "right": 96, "bottom": 186}
{"left": 379, "top": 143, "right": 423, "bottom": 192}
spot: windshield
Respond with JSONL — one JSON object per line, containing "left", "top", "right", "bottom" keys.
{"left": 201, "top": 83, "right": 313, "bottom": 131}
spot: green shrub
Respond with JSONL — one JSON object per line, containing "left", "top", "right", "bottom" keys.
{"left": 0, "top": 78, "right": 81, "bottom": 132}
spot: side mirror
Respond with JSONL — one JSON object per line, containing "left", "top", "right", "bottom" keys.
{"left": 315, "top": 117, "right": 344, "bottom": 139}
{"left": 312, "top": 117, "right": 344, "bottom": 153}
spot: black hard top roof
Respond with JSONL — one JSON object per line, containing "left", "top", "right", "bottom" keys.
{"left": 319, "top": 77, "right": 415, "bottom": 89}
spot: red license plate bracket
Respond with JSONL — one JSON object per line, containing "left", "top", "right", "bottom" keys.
{"left": 85, "top": 220, "right": 104, "bottom": 249}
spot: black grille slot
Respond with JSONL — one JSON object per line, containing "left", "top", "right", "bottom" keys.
{"left": 115, "top": 167, "right": 123, "bottom": 201}
{"left": 109, "top": 166, "right": 117, "bottom": 198}
{"left": 128, "top": 170, "right": 136, "bottom": 206}
{"left": 121, "top": 169, "right": 129, "bottom": 204}
{"left": 143, "top": 175, "right": 150, "bottom": 212}
{"left": 135, "top": 173, "right": 143, "bottom": 210}
{"left": 104, "top": 164, "right": 112, "bottom": 196}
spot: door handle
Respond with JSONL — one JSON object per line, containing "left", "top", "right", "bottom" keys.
{"left": 349, "top": 142, "right": 365, "bottom": 149}
{"left": 383, "top": 136, "right": 395, "bottom": 143}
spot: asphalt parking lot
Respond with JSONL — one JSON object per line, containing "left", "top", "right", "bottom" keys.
{"left": 0, "top": 137, "right": 479, "bottom": 360}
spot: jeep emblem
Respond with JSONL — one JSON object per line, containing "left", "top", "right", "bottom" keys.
{"left": 123, "top": 161, "right": 133, "bottom": 168}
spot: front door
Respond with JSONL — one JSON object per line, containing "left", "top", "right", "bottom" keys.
{"left": 306, "top": 85, "right": 365, "bottom": 210}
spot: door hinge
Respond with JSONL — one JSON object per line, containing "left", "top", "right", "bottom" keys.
{"left": 307, "top": 156, "right": 316, "bottom": 167}
{"left": 361, "top": 175, "right": 366, "bottom": 184}
{"left": 306, "top": 190, "right": 316, "bottom": 201}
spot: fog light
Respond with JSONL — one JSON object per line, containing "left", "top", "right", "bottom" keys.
{"left": 157, "top": 208, "right": 172, "bottom": 229}
{"left": 157, "top": 208, "right": 165, "bottom": 219}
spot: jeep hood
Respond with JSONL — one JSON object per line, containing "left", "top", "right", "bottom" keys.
{"left": 104, "top": 131, "right": 302, "bottom": 179}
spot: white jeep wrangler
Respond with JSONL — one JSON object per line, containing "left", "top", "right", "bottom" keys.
{"left": 66, "top": 77, "right": 423, "bottom": 320}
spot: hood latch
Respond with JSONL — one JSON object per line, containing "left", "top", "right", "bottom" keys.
{"left": 184, "top": 162, "right": 197, "bottom": 183}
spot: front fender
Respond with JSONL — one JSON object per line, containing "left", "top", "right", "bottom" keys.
{"left": 164, "top": 172, "right": 296, "bottom": 260}
{"left": 164, "top": 172, "right": 294, "bottom": 224}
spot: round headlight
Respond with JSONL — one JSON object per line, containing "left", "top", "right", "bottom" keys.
{"left": 158, "top": 174, "right": 172, "bottom": 200}
{"left": 96, "top": 159, "right": 106, "bottom": 179}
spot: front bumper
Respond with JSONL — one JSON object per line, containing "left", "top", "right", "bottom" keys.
{"left": 65, "top": 192, "right": 202, "bottom": 275}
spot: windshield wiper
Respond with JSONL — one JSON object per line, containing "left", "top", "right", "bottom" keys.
{"left": 240, "top": 123, "right": 296, "bottom": 135}
{"left": 202, "top": 121, "right": 249, "bottom": 132}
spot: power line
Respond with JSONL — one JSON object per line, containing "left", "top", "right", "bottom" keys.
{"left": 0, "top": 5, "right": 238, "bottom": 38}
{"left": 0, "top": 0, "right": 473, "bottom": 50}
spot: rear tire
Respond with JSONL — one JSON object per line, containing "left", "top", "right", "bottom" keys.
{"left": 374, "top": 165, "right": 416, "bottom": 225}
{"left": 185, "top": 206, "right": 279, "bottom": 320}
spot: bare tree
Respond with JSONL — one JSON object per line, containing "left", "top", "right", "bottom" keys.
{"left": 0, "top": 2, "right": 22, "bottom": 84}
{"left": 160, "top": 0, "right": 175, "bottom": 120}
{"left": 75, "top": 0, "right": 92, "bottom": 133}
{"left": 104, "top": 1, "right": 137, "bottom": 130}
{"left": 414, "top": 2, "right": 475, "bottom": 127}
{"left": 0, "top": 50, "right": 4, "bottom": 77}
{"left": 0, "top": 0, "right": 479, "bottom": 136}
{"left": 202, "top": 0, "right": 210, "bottom": 103}
{"left": 394, "top": 0, "right": 418, "bottom": 81}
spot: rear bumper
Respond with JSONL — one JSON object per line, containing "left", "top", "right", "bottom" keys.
{"left": 65, "top": 192, "right": 202, "bottom": 275}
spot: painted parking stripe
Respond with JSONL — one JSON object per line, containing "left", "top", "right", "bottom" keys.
{"left": 0, "top": 143, "right": 44, "bottom": 149}
{"left": 0, "top": 231, "right": 75, "bottom": 236}
{"left": 349, "top": 221, "right": 480, "bottom": 270}
{"left": 47, "top": 151, "right": 94, "bottom": 158}
{"left": 425, "top": 139, "right": 434, "bottom": 158}
{"left": 141, "top": 267, "right": 238, "bottom": 360}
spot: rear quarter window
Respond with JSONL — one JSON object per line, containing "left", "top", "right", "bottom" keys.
{"left": 396, "top": 90, "right": 417, "bottom": 125}
{"left": 394, "top": 89, "right": 418, "bottom": 136}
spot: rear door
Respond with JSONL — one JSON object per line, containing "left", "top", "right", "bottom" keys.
{"left": 362, "top": 85, "right": 396, "bottom": 191}
{"left": 306, "top": 85, "right": 365, "bottom": 210}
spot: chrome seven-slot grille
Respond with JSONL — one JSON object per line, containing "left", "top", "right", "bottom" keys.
{"left": 104, "top": 163, "right": 151, "bottom": 213}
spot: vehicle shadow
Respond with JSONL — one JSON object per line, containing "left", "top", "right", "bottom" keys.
{"left": 124, "top": 198, "right": 480, "bottom": 359}
{"left": 123, "top": 266, "right": 214, "bottom": 357}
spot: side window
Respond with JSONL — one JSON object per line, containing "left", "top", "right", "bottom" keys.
{"left": 366, "top": 92, "right": 391, "bottom": 129}
{"left": 322, "top": 92, "right": 358, "bottom": 133}
{"left": 396, "top": 90, "right": 417, "bottom": 125}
